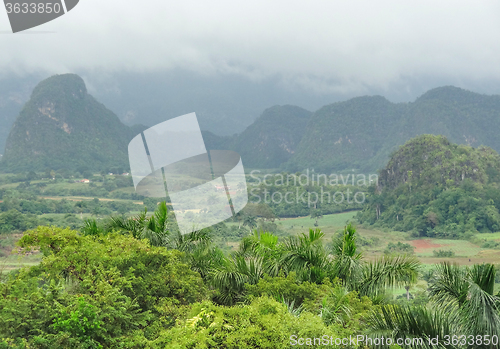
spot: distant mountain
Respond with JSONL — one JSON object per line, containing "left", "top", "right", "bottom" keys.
{"left": 0, "top": 73, "right": 312, "bottom": 173}
{"left": 357, "top": 134, "right": 500, "bottom": 237}
{"left": 6, "top": 75, "right": 500, "bottom": 175}
{"left": 387, "top": 86, "right": 500, "bottom": 154}
{"left": 0, "top": 70, "right": 344, "bottom": 152}
{"left": 1, "top": 74, "right": 143, "bottom": 173}
{"left": 286, "top": 86, "right": 500, "bottom": 173}
{"left": 285, "top": 96, "right": 403, "bottom": 173}
{"left": 231, "top": 105, "right": 311, "bottom": 169}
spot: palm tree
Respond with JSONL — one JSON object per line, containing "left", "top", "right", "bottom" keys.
{"left": 107, "top": 203, "right": 169, "bottom": 247}
{"left": 75, "top": 201, "right": 86, "bottom": 219}
{"left": 234, "top": 210, "right": 245, "bottom": 229}
{"left": 332, "top": 224, "right": 420, "bottom": 297}
{"left": 320, "top": 286, "right": 353, "bottom": 326}
{"left": 237, "top": 230, "right": 285, "bottom": 277}
{"left": 368, "top": 262, "right": 500, "bottom": 348}
{"left": 168, "top": 228, "right": 211, "bottom": 252}
{"left": 358, "top": 254, "right": 419, "bottom": 298}
{"left": 429, "top": 262, "right": 500, "bottom": 338}
{"left": 188, "top": 243, "right": 225, "bottom": 279}
{"left": 331, "top": 223, "right": 363, "bottom": 285}
{"left": 81, "top": 218, "right": 105, "bottom": 236}
{"left": 281, "top": 228, "right": 330, "bottom": 283}
{"left": 368, "top": 304, "right": 456, "bottom": 349}
{"left": 106, "top": 202, "right": 214, "bottom": 259}
{"left": 207, "top": 224, "right": 420, "bottom": 306}
{"left": 208, "top": 254, "right": 265, "bottom": 305}
{"left": 243, "top": 215, "right": 257, "bottom": 229}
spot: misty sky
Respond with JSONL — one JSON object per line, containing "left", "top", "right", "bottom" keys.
{"left": 2, "top": 0, "right": 500, "bottom": 101}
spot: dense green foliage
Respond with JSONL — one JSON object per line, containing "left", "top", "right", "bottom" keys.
{"left": 384, "top": 242, "right": 415, "bottom": 255}
{"left": 0, "top": 202, "right": 498, "bottom": 348}
{"left": 246, "top": 172, "right": 367, "bottom": 217}
{"left": 358, "top": 135, "right": 500, "bottom": 238}
{"left": 0, "top": 204, "right": 430, "bottom": 348}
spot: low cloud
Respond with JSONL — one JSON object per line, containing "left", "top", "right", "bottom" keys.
{"left": 1, "top": 0, "right": 500, "bottom": 97}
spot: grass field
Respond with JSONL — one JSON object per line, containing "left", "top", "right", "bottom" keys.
{"left": 410, "top": 239, "right": 483, "bottom": 257}
{"left": 474, "top": 232, "right": 500, "bottom": 241}
{"left": 279, "top": 211, "right": 358, "bottom": 229}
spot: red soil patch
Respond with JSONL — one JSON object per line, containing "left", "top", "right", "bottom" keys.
{"left": 409, "top": 239, "right": 445, "bottom": 253}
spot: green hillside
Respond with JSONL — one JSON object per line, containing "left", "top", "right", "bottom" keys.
{"left": 232, "top": 105, "right": 311, "bottom": 168}
{"left": 286, "top": 96, "right": 402, "bottom": 172}
{"left": 357, "top": 134, "right": 500, "bottom": 238}
{"left": 0, "top": 74, "right": 142, "bottom": 173}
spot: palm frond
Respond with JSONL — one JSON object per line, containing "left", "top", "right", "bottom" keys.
{"left": 320, "top": 286, "right": 352, "bottom": 326}
{"left": 461, "top": 282, "right": 500, "bottom": 337}
{"left": 469, "top": 263, "right": 496, "bottom": 295}
{"left": 428, "top": 262, "right": 469, "bottom": 307}
{"left": 367, "top": 304, "right": 457, "bottom": 349}
{"left": 208, "top": 255, "right": 264, "bottom": 305}
{"left": 359, "top": 255, "right": 420, "bottom": 297}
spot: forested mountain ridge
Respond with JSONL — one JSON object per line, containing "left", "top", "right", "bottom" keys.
{"left": 0, "top": 74, "right": 145, "bottom": 173}
{"left": 287, "top": 86, "right": 500, "bottom": 173}
{"left": 357, "top": 134, "right": 500, "bottom": 238}
{"left": 231, "top": 105, "right": 312, "bottom": 168}
{"left": 5, "top": 74, "right": 500, "bottom": 174}
{"left": 286, "top": 95, "right": 403, "bottom": 172}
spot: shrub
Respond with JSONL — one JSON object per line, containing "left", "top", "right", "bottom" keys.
{"left": 384, "top": 242, "right": 415, "bottom": 255}
{"left": 432, "top": 249, "right": 455, "bottom": 257}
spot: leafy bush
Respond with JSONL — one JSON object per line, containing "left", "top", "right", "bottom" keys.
{"left": 432, "top": 249, "right": 455, "bottom": 257}
{"left": 384, "top": 242, "right": 415, "bottom": 255}
{"left": 481, "top": 240, "right": 500, "bottom": 249}
{"left": 52, "top": 297, "right": 104, "bottom": 348}
{"left": 0, "top": 226, "right": 208, "bottom": 347}
{"left": 149, "top": 297, "right": 353, "bottom": 349}
{"left": 244, "top": 273, "right": 333, "bottom": 312}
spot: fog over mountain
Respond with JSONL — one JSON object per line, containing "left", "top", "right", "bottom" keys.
{"left": 2, "top": 1, "right": 500, "bottom": 151}
{"left": 3, "top": 1, "right": 500, "bottom": 161}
